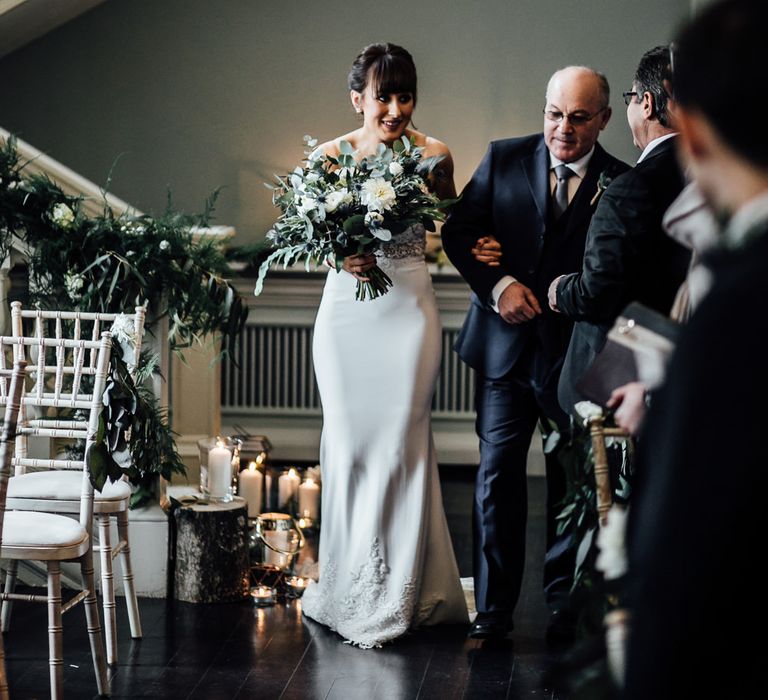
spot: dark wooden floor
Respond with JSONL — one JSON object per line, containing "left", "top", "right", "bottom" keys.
{"left": 4, "top": 472, "right": 562, "bottom": 699}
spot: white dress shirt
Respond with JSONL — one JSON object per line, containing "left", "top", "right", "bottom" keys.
{"left": 490, "top": 147, "right": 595, "bottom": 310}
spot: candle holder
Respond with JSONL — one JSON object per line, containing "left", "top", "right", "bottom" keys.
{"left": 249, "top": 585, "right": 276, "bottom": 607}
{"left": 253, "top": 512, "right": 305, "bottom": 572}
{"left": 198, "top": 437, "right": 241, "bottom": 503}
{"left": 285, "top": 576, "right": 309, "bottom": 599}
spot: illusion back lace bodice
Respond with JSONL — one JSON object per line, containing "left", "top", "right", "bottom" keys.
{"left": 377, "top": 223, "right": 426, "bottom": 263}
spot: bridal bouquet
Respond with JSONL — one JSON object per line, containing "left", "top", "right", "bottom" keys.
{"left": 255, "top": 135, "right": 451, "bottom": 301}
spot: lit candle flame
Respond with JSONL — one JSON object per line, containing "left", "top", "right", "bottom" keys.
{"left": 248, "top": 461, "right": 257, "bottom": 472}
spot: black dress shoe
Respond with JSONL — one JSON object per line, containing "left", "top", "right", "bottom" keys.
{"left": 545, "top": 609, "right": 576, "bottom": 647}
{"left": 468, "top": 612, "right": 513, "bottom": 640}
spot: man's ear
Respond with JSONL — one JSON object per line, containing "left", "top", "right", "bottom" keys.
{"left": 599, "top": 106, "right": 612, "bottom": 130}
{"left": 676, "top": 107, "right": 709, "bottom": 162}
{"left": 642, "top": 91, "right": 655, "bottom": 120}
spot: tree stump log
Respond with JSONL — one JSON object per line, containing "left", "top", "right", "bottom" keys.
{"left": 173, "top": 497, "right": 249, "bottom": 603}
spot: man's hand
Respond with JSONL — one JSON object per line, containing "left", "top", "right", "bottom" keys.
{"left": 498, "top": 281, "right": 542, "bottom": 324}
{"left": 471, "top": 235, "right": 503, "bottom": 267}
{"left": 607, "top": 381, "right": 647, "bottom": 436}
{"left": 548, "top": 275, "right": 565, "bottom": 312}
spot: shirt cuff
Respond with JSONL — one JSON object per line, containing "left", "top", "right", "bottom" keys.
{"left": 490, "top": 276, "right": 517, "bottom": 312}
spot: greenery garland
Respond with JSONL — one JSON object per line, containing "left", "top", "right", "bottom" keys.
{"left": 0, "top": 134, "right": 249, "bottom": 507}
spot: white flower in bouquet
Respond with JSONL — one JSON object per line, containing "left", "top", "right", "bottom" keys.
{"left": 64, "top": 271, "right": 84, "bottom": 300}
{"left": 364, "top": 211, "right": 391, "bottom": 241}
{"left": 361, "top": 177, "right": 397, "bottom": 211}
{"left": 324, "top": 188, "right": 352, "bottom": 214}
{"left": 51, "top": 202, "right": 75, "bottom": 229}
{"left": 595, "top": 505, "right": 629, "bottom": 580}
{"left": 388, "top": 161, "right": 404, "bottom": 177}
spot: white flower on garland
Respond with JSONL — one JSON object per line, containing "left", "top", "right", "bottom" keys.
{"left": 388, "top": 162, "right": 404, "bottom": 177}
{"left": 159, "top": 240, "right": 170, "bottom": 251}
{"left": 595, "top": 505, "right": 629, "bottom": 580}
{"left": 110, "top": 314, "right": 137, "bottom": 346}
{"left": 324, "top": 188, "right": 352, "bottom": 214}
{"left": 361, "top": 177, "right": 396, "bottom": 211}
{"left": 64, "top": 271, "right": 84, "bottom": 300}
{"left": 51, "top": 202, "right": 75, "bottom": 229}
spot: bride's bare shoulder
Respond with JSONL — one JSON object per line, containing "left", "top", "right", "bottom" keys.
{"left": 317, "top": 131, "right": 360, "bottom": 158}
{"left": 406, "top": 130, "right": 452, "bottom": 160}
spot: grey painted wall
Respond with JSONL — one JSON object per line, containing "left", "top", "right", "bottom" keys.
{"left": 0, "top": 0, "right": 690, "bottom": 242}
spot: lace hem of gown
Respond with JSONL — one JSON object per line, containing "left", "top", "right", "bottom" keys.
{"left": 375, "top": 223, "right": 426, "bottom": 269}
{"left": 302, "top": 538, "right": 419, "bottom": 649}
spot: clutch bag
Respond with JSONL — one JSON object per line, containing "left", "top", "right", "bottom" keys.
{"left": 575, "top": 302, "right": 680, "bottom": 406}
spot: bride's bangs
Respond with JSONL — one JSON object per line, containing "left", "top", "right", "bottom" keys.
{"left": 369, "top": 56, "right": 417, "bottom": 101}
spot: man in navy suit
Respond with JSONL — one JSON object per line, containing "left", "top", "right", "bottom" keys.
{"left": 442, "top": 66, "right": 628, "bottom": 640}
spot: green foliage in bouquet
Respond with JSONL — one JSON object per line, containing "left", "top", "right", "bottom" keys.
{"left": 0, "top": 134, "right": 248, "bottom": 507}
{"left": 256, "top": 135, "right": 455, "bottom": 301}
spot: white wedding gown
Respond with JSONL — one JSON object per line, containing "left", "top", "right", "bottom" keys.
{"left": 302, "top": 224, "right": 468, "bottom": 648}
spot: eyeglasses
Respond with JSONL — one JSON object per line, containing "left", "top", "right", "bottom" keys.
{"left": 543, "top": 107, "right": 607, "bottom": 126}
{"left": 622, "top": 91, "right": 639, "bottom": 106}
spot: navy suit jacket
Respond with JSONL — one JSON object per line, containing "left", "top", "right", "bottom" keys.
{"left": 442, "top": 134, "right": 629, "bottom": 379}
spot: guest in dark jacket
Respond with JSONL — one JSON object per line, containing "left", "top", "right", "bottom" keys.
{"left": 623, "top": 1, "right": 768, "bottom": 696}
{"left": 549, "top": 46, "right": 690, "bottom": 414}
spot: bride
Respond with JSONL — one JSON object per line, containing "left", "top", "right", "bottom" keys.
{"left": 301, "top": 42, "right": 468, "bottom": 648}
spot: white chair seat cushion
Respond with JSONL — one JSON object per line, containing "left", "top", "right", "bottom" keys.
{"left": 7, "top": 471, "right": 132, "bottom": 501}
{"left": 1, "top": 511, "right": 88, "bottom": 548}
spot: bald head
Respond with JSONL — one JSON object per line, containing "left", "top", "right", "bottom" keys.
{"left": 546, "top": 66, "right": 610, "bottom": 108}
{"left": 544, "top": 66, "right": 612, "bottom": 163}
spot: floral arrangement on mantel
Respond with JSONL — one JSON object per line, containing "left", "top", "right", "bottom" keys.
{"left": 0, "top": 134, "right": 249, "bottom": 507}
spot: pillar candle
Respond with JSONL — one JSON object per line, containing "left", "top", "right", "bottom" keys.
{"left": 207, "top": 440, "right": 232, "bottom": 498}
{"left": 278, "top": 468, "right": 300, "bottom": 508}
{"left": 239, "top": 462, "right": 263, "bottom": 517}
{"left": 298, "top": 478, "right": 320, "bottom": 520}
{"left": 263, "top": 529, "right": 291, "bottom": 569}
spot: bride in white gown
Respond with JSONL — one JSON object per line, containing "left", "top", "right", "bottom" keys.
{"left": 301, "top": 43, "right": 468, "bottom": 648}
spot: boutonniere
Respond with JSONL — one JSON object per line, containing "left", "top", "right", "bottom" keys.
{"left": 590, "top": 170, "right": 614, "bottom": 206}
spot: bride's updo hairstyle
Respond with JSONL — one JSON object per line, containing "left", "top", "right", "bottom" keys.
{"left": 348, "top": 43, "right": 418, "bottom": 106}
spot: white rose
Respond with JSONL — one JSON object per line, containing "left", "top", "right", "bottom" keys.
{"left": 361, "top": 177, "right": 397, "bottom": 211}
{"left": 595, "top": 505, "right": 629, "bottom": 580}
{"left": 305, "top": 171, "right": 321, "bottom": 184}
{"left": 51, "top": 202, "right": 75, "bottom": 229}
{"left": 324, "top": 188, "right": 351, "bottom": 213}
{"left": 159, "top": 240, "right": 170, "bottom": 251}
{"left": 110, "top": 313, "right": 138, "bottom": 346}
{"left": 388, "top": 162, "right": 404, "bottom": 177}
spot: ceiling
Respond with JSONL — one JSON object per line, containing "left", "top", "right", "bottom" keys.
{"left": 0, "top": 0, "right": 104, "bottom": 59}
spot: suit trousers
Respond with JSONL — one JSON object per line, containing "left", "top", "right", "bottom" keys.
{"left": 472, "top": 341, "right": 574, "bottom": 616}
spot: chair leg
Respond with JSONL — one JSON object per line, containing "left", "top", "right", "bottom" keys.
{"left": 0, "top": 634, "right": 9, "bottom": 700}
{"left": 80, "top": 549, "right": 109, "bottom": 697}
{"left": 0, "top": 562, "right": 17, "bottom": 632}
{"left": 47, "top": 561, "right": 64, "bottom": 700}
{"left": 116, "top": 510, "right": 142, "bottom": 638}
{"left": 97, "top": 514, "right": 118, "bottom": 665}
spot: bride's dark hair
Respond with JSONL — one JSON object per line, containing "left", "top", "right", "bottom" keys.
{"left": 348, "top": 43, "right": 418, "bottom": 105}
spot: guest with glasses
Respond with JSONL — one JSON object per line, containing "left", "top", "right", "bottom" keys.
{"left": 441, "top": 66, "right": 628, "bottom": 644}
{"left": 548, "top": 46, "right": 690, "bottom": 415}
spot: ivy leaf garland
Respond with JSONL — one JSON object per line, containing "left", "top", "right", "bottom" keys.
{"left": 0, "top": 135, "right": 248, "bottom": 505}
